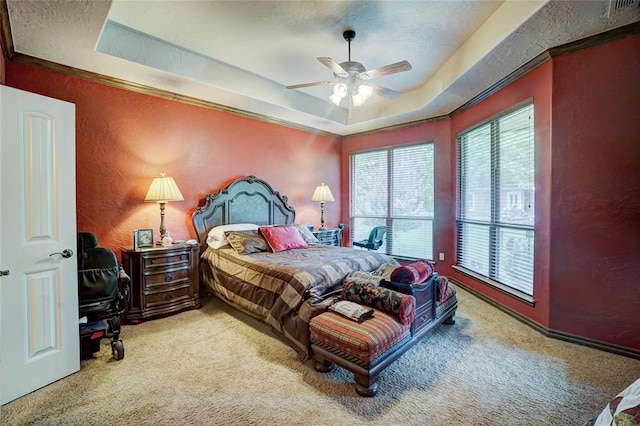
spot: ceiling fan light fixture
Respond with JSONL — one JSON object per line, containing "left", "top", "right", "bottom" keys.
{"left": 352, "top": 93, "right": 366, "bottom": 107}
{"left": 333, "top": 83, "right": 347, "bottom": 97}
{"left": 330, "top": 83, "right": 348, "bottom": 105}
{"left": 329, "top": 93, "right": 343, "bottom": 105}
{"left": 357, "top": 84, "right": 373, "bottom": 99}
{"left": 287, "top": 29, "right": 411, "bottom": 108}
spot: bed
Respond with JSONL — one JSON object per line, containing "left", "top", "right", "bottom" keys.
{"left": 192, "top": 176, "right": 398, "bottom": 357}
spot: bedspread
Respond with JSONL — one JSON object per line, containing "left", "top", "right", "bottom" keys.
{"left": 200, "top": 244, "right": 398, "bottom": 356}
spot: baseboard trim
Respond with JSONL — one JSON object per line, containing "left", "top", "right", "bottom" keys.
{"left": 448, "top": 278, "right": 640, "bottom": 360}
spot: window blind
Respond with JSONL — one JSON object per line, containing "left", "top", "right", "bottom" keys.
{"left": 351, "top": 143, "right": 434, "bottom": 259}
{"left": 457, "top": 103, "right": 535, "bottom": 296}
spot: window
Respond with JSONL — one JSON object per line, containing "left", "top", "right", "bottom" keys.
{"left": 456, "top": 103, "right": 535, "bottom": 297}
{"left": 350, "top": 143, "right": 434, "bottom": 259}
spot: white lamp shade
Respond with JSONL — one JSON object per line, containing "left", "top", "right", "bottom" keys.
{"left": 311, "top": 183, "right": 335, "bottom": 203}
{"left": 144, "top": 173, "right": 184, "bottom": 203}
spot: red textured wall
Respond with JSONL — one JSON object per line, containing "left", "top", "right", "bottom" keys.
{"left": 343, "top": 34, "right": 640, "bottom": 353}
{"left": 344, "top": 63, "right": 553, "bottom": 327}
{"left": 5, "top": 32, "right": 639, "bottom": 353}
{"left": 6, "top": 62, "right": 341, "bottom": 257}
{"left": 449, "top": 62, "right": 553, "bottom": 327}
{"left": 549, "top": 34, "right": 640, "bottom": 350}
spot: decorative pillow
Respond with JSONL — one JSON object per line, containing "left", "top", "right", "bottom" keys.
{"left": 342, "top": 279, "right": 416, "bottom": 325}
{"left": 343, "top": 271, "right": 385, "bottom": 288}
{"left": 206, "top": 223, "right": 259, "bottom": 249}
{"left": 373, "top": 263, "right": 399, "bottom": 280}
{"left": 328, "top": 300, "right": 374, "bottom": 323}
{"left": 224, "top": 230, "right": 268, "bottom": 254}
{"left": 390, "top": 259, "right": 434, "bottom": 284}
{"left": 293, "top": 224, "right": 320, "bottom": 244}
{"left": 259, "top": 226, "right": 309, "bottom": 252}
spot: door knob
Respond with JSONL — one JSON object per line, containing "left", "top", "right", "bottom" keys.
{"left": 50, "top": 249, "right": 73, "bottom": 258}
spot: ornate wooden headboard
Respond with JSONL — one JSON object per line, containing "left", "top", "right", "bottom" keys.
{"left": 192, "top": 175, "right": 296, "bottom": 252}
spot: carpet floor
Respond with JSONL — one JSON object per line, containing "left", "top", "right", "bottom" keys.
{"left": 2, "top": 286, "right": 639, "bottom": 425}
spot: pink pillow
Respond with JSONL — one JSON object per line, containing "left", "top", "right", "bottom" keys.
{"left": 390, "top": 259, "right": 434, "bottom": 284}
{"left": 259, "top": 226, "right": 309, "bottom": 252}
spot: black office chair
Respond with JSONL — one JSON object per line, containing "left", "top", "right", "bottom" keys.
{"left": 352, "top": 226, "right": 387, "bottom": 251}
{"left": 77, "top": 232, "right": 130, "bottom": 360}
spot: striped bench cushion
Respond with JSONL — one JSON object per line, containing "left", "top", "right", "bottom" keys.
{"left": 309, "top": 308, "right": 411, "bottom": 366}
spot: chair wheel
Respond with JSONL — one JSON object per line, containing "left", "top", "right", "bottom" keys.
{"left": 111, "top": 340, "right": 124, "bottom": 360}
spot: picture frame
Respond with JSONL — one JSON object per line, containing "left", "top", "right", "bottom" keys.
{"left": 134, "top": 228, "right": 154, "bottom": 249}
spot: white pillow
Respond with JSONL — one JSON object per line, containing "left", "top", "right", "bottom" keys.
{"left": 206, "top": 223, "right": 259, "bottom": 249}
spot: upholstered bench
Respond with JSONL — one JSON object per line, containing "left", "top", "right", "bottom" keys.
{"left": 309, "top": 264, "right": 457, "bottom": 397}
{"left": 310, "top": 305, "right": 413, "bottom": 396}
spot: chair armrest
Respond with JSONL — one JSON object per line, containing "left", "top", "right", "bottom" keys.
{"left": 118, "top": 266, "right": 131, "bottom": 284}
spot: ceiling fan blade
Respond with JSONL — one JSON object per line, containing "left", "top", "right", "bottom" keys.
{"left": 317, "top": 57, "right": 348, "bottom": 78}
{"left": 360, "top": 60, "right": 412, "bottom": 80}
{"left": 286, "top": 81, "right": 332, "bottom": 90}
{"left": 369, "top": 83, "right": 401, "bottom": 99}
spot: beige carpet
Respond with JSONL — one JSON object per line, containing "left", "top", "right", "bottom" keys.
{"left": 2, "top": 287, "right": 639, "bottom": 426}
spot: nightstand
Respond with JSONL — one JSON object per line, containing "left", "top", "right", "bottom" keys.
{"left": 120, "top": 243, "right": 201, "bottom": 324}
{"left": 312, "top": 228, "right": 342, "bottom": 247}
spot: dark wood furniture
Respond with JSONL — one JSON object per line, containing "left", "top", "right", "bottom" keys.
{"left": 192, "top": 176, "right": 397, "bottom": 356}
{"left": 120, "top": 243, "right": 200, "bottom": 324}
{"left": 310, "top": 274, "right": 457, "bottom": 396}
{"left": 192, "top": 175, "right": 295, "bottom": 254}
{"left": 312, "top": 228, "right": 342, "bottom": 246}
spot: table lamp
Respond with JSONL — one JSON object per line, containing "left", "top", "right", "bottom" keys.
{"left": 144, "top": 173, "right": 184, "bottom": 242}
{"left": 311, "top": 183, "right": 335, "bottom": 231}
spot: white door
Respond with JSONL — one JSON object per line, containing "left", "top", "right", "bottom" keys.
{"left": 0, "top": 85, "right": 78, "bottom": 404}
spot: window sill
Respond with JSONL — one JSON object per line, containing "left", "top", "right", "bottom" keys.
{"left": 451, "top": 265, "right": 535, "bottom": 306}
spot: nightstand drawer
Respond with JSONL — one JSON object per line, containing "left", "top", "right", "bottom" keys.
{"left": 144, "top": 285, "right": 192, "bottom": 308}
{"left": 144, "top": 268, "right": 190, "bottom": 288}
{"left": 143, "top": 251, "right": 191, "bottom": 269}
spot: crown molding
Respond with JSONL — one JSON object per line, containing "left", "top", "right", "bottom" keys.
{"left": 2, "top": 2, "right": 638, "bottom": 140}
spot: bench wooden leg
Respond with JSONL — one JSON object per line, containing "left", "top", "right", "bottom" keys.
{"left": 312, "top": 356, "right": 334, "bottom": 373}
{"left": 354, "top": 373, "right": 378, "bottom": 397}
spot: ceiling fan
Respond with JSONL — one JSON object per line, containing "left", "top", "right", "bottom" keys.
{"left": 286, "top": 30, "right": 412, "bottom": 107}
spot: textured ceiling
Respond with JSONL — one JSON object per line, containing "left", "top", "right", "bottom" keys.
{"left": 6, "top": 0, "right": 640, "bottom": 135}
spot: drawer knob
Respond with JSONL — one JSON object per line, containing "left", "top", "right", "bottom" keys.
{"left": 180, "top": 255, "right": 187, "bottom": 260}
{"left": 165, "top": 275, "right": 173, "bottom": 282}
{"left": 420, "top": 315, "right": 428, "bottom": 324}
{"left": 165, "top": 294, "right": 173, "bottom": 301}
